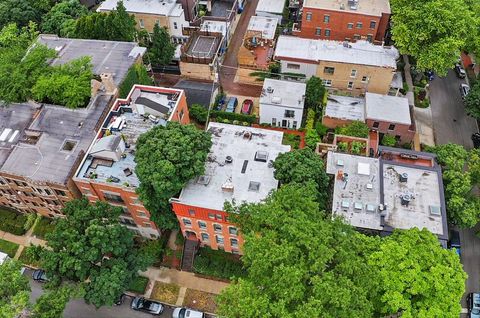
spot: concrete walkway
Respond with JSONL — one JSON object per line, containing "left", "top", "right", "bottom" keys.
{"left": 0, "top": 229, "right": 47, "bottom": 248}
{"left": 140, "top": 267, "right": 229, "bottom": 295}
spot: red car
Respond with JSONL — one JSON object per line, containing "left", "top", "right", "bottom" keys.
{"left": 241, "top": 99, "right": 253, "bottom": 115}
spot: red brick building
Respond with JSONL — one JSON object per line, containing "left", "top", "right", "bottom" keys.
{"left": 170, "top": 122, "right": 290, "bottom": 253}
{"left": 73, "top": 85, "right": 190, "bottom": 238}
{"left": 294, "top": 0, "right": 390, "bottom": 43}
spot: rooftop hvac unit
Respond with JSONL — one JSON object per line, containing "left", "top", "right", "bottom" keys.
{"left": 399, "top": 173, "right": 408, "bottom": 183}
{"left": 400, "top": 194, "right": 411, "bottom": 206}
{"left": 266, "top": 86, "right": 274, "bottom": 93}
{"left": 225, "top": 156, "right": 233, "bottom": 164}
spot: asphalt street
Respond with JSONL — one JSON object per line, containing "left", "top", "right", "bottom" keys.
{"left": 429, "top": 70, "right": 480, "bottom": 316}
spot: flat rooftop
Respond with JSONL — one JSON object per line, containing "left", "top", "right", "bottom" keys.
{"left": 303, "top": 0, "right": 390, "bottom": 16}
{"left": 210, "top": 0, "right": 236, "bottom": 18}
{"left": 324, "top": 95, "right": 365, "bottom": 121}
{"left": 0, "top": 94, "right": 112, "bottom": 184}
{"left": 326, "top": 152, "right": 382, "bottom": 230}
{"left": 275, "top": 37, "right": 398, "bottom": 68}
{"left": 38, "top": 35, "right": 146, "bottom": 85}
{"left": 200, "top": 20, "right": 228, "bottom": 37}
{"left": 98, "top": 0, "right": 181, "bottom": 16}
{"left": 176, "top": 122, "right": 290, "bottom": 211}
{"left": 183, "top": 33, "right": 222, "bottom": 59}
{"left": 247, "top": 16, "right": 278, "bottom": 40}
{"left": 365, "top": 92, "right": 410, "bottom": 125}
{"left": 76, "top": 86, "right": 185, "bottom": 187}
{"left": 256, "top": 0, "right": 284, "bottom": 14}
{"left": 260, "top": 79, "right": 306, "bottom": 109}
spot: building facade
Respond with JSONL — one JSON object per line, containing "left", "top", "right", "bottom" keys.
{"left": 294, "top": 0, "right": 390, "bottom": 43}
{"left": 73, "top": 85, "right": 190, "bottom": 238}
{"left": 171, "top": 123, "right": 290, "bottom": 253}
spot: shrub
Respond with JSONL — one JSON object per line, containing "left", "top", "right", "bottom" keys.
{"left": 315, "top": 122, "right": 328, "bottom": 137}
{"left": 190, "top": 104, "right": 208, "bottom": 124}
{"left": 304, "top": 109, "right": 319, "bottom": 149}
{"left": 210, "top": 110, "right": 256, "bottom": 124}
{"left": 337, "top": 142, "right": 348, "bottom": 152}
{"left": 336, "top": 121, "right": 369, "bottom": 138}
{"left": 193, "top": 247, "right": 246, "bottom": 280}
{"left": 32, "top": 217, "right": 56, "bottom": 239}
{"left": 381, "top": 134, "right": 397, "bottom": 147}
{"left": 128, "top": 276, "right": 149, "bottom": 294}
{"left": 0, "top": 208, "right": 28, "bottom": 236}
{"left": 282, "top": 133, "right": 300, "bottom": 149}
{"left": 18, "top": 246, "right": 42, "bottom": 267}
{"left": 350, "top": 141, "right": 364, "bottom": 155}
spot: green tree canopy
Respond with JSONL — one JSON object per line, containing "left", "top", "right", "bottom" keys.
{"left": 41, "top": 0, "right": 88, "bottom": 36}
{"left": 465, "top": 82, "right": 480, "bottom": 119}
{"left": 305, "top": 76, "right": 325, "bottom": 111}
{"left": 147, "top": 24, "right": 175, "bottom": 66}
{"left": 218, "top": 183, "right": 381, "bottom": 318}
{"left": 390, "top": 0, "right": 476, "bottom": 75}
{"left": 118, "top": 64, "right": 154, "bottom": 98}
{"left": 0, "top": 260, "right": 30, "bottom": 318}
{"left": 381, "top": 134, "right": 397, "bottom": 147}
{"left": 40, "top": 198, "right": 150, "bottom": 308}
{"left": 336, "top": 120, "right": 369, "bottom": 138}
{"left": 32, "top": 285, "right": 73, "bottom": 318}
{"left": 273, "top": 148, "right": 330, "bottom": 208}
{"left": 135, "top": 122, "right": 212, "bottom": 229}
{"left": 0, "top": 0, "right": 51, "bottom": 30}
{"left": 369, "top": 228, "right": 466, "bottom": 318}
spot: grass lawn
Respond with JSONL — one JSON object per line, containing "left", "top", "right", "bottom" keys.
{"left": 0, "top": 208, "right": 28, "bottom": 236}
{"left": 150, "top": 282, "right": 180, "bottom": 304}
{"left": 0, "top": 238, "right": 19, "bottom": 257}
{"left": 128, "top": 276, "right": 149, "bottom": 294}
{"left": 32, "top": 217, "right": 56, "bottom": 239}
{"left": 183, "top": 288, "right": 217, "bottom": 313}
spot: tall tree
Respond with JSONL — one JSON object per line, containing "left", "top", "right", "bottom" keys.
{"left": 40, "top": 198, "right": 151, "bottom": 308}
{"left": 0, "top": 260, "right": 30, "bottom": 318}
{"left": 465, "top": 82, "right": 480, "bottom": 119}
{"left": 148, "top": 24, "right": 175, "bottom": 66}
{"left": 0, "top": 0, "right": 50, "bottom": 30}
{"left": 118, "top": 64, "right": 154, "bottom": 98}
{"left": 369, "top": 228, "right": 466, "bottom": 318}
{"left": 32, "top": 285, "right": 73, "bottom": 318}
{"left": 389, "top": 0, "right": 476, "bottom": 75}
{"left": 41, "top": 0, "right": 88, "bottom": 36}
{"left": 273, "top": 149, "right": 330, "bottom": 208}
{"left": 305, "top": 76, "right": 325, "bottom": 111}
{"left": 218, "top": 184, "right": 381, "bottom": 318}
{"left": 135, "top": 122, "right": 212, "bottom": 229}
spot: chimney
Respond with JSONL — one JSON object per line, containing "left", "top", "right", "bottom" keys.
{"left": 100, "top": 73, "right": 117, "bottom": 95}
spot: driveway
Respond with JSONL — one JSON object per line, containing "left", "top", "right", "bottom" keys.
{"left": 429, "top": 69, "right": 477, "bottom": 148}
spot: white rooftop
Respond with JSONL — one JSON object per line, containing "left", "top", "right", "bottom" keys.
{"left": 326, "top": 152, "right": 382, "bottom": 230}
{"left": 98, "top": 0, "right": 181, "bottom": 16}
{"left": 324, "top": 95, "right": 365, "bottom": 121}
{"left": 303, "top": 0, "right": 391, "bottom": 16}
{"left": 260, "top": 79, "right": 306, "bottom": 109}
{"left": 247, "top": 16, "right": 278, "bottom": 40}
{"left": 177, "top": 122, "right": 290, "bottom": 211}
{"left": 275, "top": 36, "right": 398, "bottom": 68}
{"left": 382, "top": 163, "right": 444, "bottom": 235}
{"left": 256, "top": 0, "right": 284, "bottom": 14}
{"left": 365, "top": 92, "right": 411, "bottom": 125}
{"left": 200, "top": 20, "right": 228, "bottom": 37}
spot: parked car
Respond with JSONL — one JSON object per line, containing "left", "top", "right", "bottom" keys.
{"left": 241, "top": 99, "right": 253, "bottom": 115}
{"left": 454, "top": 63, "right": 466, "bottom": 78}
{"left": 172, "top": 307, "right": 205, "bottom": 318}
{"left": 448, "top": 229, "right": 461, "bottom": 257}
{"left": 32, "top": 269, "right": 49, "bottom": 283}
{"left": 225, "top": 97, "right": 238, "bottom": 113}
{"left": 468, "top": 293, "right": 480, "bottom": 318}
{"left": 472, "top": 133, "right": 480, "bottom": 148}
{"left": 460, "top": 83, "right": 470, "bottom": 100}
{"left": 425, "top": 70, "right": 434, "bottom": 81}
{"left": 131, "top": 297, "right": 164, "bottom": 315}
{"left": 216, "top": 95, "right": 226, "bottom": 111}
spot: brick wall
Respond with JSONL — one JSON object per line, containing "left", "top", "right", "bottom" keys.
{"left": 366, "top": 119, "right": 415, "bottom": 143}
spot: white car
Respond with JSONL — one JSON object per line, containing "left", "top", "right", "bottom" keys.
{"left": 172, "top": 307, "right": 205, "bottom": 318}
{"left": 460, "top": 83, "right": 470, "bottom": 100}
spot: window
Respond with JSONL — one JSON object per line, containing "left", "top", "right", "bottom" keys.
{"left": 248, "top": 181, "right": 261, "bottom": 192}
{"left": 174, "top": 22, "right": 178, "bottom": 29}
{"left": 286, "top": 63, "right": 300, "bottom": 70}
{"left": 306, "top": 12, "right": 312, "bottom": 21}
{"left": 201, "top": 233, "right": 209, "bottom": 242}
{"left": 324, "top": 29, "right": 331, "bottom": 37}
{"left": 370, "top": 20, "right": 376, "bottom": 29}
{"left": 230, "top": 238, "right": 238, "bottom": 247}
{"left": 284, "top": 110, "right": 295, "bottom": 118}
{"left": 229, "top": 227, "right": 238, "bottom": 235}
{"left": 323, "top": 67, "right": 335, "bottom": 74}
{"left": 103, "top": 192, "right": 124, "bottom": 203}
{"left": 132, "top": 197, "right": 142, "bottom": 205}
{"left": 139, "top": 19, "right": 145, "bottom": 28}
{"left": 120, "top": 217, "right": 136, "bottom": 226}
{"left": 356, "top": 22, "right": 362, "bottom": 29}
{"left": 350, "top": 69, "right": 357, "bottom": 77}
{"left": 143, "top": 222, "right": 152, "bottom": 228}
{"left": 54, "top": 189, "right": 66, "bottom": 196}
{"left": 366, "top": 34, "right": 373, "bottom": 42}
{"left": 208, "top": 213, "right": 215, "bottom": 220}
{"left": 216, "top": 235, "right": 224, "bottom": 245}
{"left": 323, "top": 15, "right": 330, "bottom": 23}
{"left": 183, "top": 218, "right": 192, "bottom": 227}
{"left": 315, "top": 27, "right": 321, "bottom": 35}
{"left": 44, "top": 189, "right": 51, "bottom": 196}
{"left": 347, "top": 81, "right": 354, "bottom": 90}
{"left": 347, "top": 23, "right": 353, "bottom": 29}
{"left": 216, "top": 214, "right": 223, "bottom": 221}
{"left": 361, "top": 76, "right": 368, "bottom": 82}
{"left": 373, "top": 121, "right": 379, "bottom": 128}
{"left": 188, "top": 209, "right": 195, "bottom": 216}
{"left": 179, "top": 109, "right": 184, "bottom": 120}
{"left": 271, "top": 118, "right": 277, "bottom": 125}
{"left": 293, "top": 121, "right": 297, "bottom": 129}
{"left": 354, "top": 34, "right": 361, "bottom": 40}
{"left": 214, "top": 223, "right": 222, "bottom": 232}
{"left": 198, "top": 221, "right": 207, "bottom": 230}
{"left": 388, "top": 124, "right": 396, "bottom": 131}
{"left": 137, "top": 211, "right": 147, "bottom": 218}
{"left": 323, "top": 79, "right": 332, "bottom": 87}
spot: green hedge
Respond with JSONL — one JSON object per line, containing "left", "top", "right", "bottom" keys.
{"left": 0, "top": 238, "right": 19, "bottom": 257}
{"left": 128, "top": 275, "right": 149, "bottom": 294}
{"left": 32, "top": 217, "right": 56, "bottom": 239}
{"left": 193, "top": 247, "right": 246, "bottom": 280}
{"left": 210, "top": 110, "right": 257, "bottom": 124}
{"left": 0, "top": 208, "right": 28, "bottom": 236}
{"left": 190, "top": 104, "right": 208, "bottom": 124}
{"left": 304, "top": 109, "right": 320, "bottom": 149}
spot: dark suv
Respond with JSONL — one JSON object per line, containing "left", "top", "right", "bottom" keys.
{"left": 32, "top": 269, "right": 48, "bottom": 283}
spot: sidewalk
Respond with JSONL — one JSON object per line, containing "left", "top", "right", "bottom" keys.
{"left": 141, "top": 267, "right": 229, "bottom": 296}
{"left": 0, "top": 229, "right": 47, "bottom": 248}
